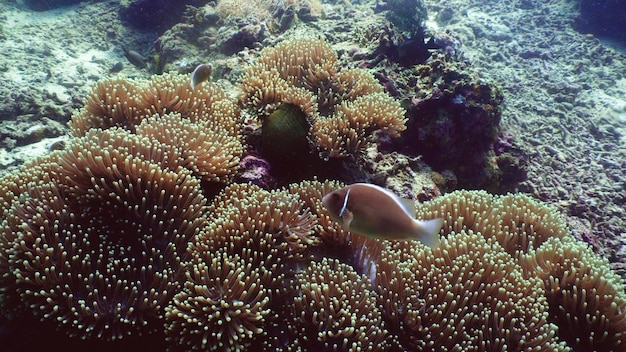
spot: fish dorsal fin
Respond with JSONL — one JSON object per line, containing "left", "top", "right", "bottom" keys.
{"left": 357, "top": 183, "right": 416, "bottom": 217}
{"left": 385, "top": 190, "right": 416, "bottom": 217}
{"left": 397, "top": 197, "right": 416, "bottom": 216}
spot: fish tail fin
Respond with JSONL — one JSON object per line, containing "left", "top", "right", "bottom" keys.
{"left": 415, "top": 218, "right": 444, "bottom": 248}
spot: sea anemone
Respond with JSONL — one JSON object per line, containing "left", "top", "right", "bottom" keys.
{"left": 165, "top": 182, "right": 320, "bottom": 350}
{"left": 135, "top": 113, "right": 242, "bottom": 183}
{"left": 239, "top": 37, "right": 406, "bottom": 160}
{"left": 165, "top": 251, "right": 272, "bottom": 351}
{"left": 374, "top": 231, "right": 566, "bottom": 351}
{"left": 69, "top": 73, "right": 240, "bottom": 139}
{"left": 533, "top": 236, "right": 626, "bottom": 350}
{"left": 68, "top": 74, "right": 243, "bottom": 185}
{"left": 287, "top": 257, "right": 392, "bottom": 351}
{"left": 68, "top": 77, "right": 144, "bottom": 135}
{"left": 0, "top": 128, "right": 207, "bottom": 340}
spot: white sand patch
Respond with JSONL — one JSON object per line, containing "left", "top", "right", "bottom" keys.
{"left": 51, "top": 47, "right": 109, "bottom": 82}
{"left": 425, "top": 19, "right": 439, "bottom": 32}
{"left": 0, "top": 136, "right": 67, "bottom": 170}
{"left": 3, "top": 7, "right": 67, "bottom": 29}
{"left": 4, "top": 65, "right": 30, "bottom": 86}
{"left": 0, "top": 1, "right": 148, "bottom": 101}
{"left": 42, "top": 82, "right": 71, "bottom": 103}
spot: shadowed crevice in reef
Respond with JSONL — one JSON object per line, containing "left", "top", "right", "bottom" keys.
{"left": 574, "top": 0, "right": 626, "bottom": 43}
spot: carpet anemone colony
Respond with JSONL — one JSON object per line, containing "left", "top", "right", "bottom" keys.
{"left": 1, "top": 37, "right": 625, "bottom": 351}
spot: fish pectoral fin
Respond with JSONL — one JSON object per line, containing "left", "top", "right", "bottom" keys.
{"left": 341, "top": 209, "right": 354, "bottom": 232}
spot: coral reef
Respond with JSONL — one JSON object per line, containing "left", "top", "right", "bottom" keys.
{"left": 353, "top": 21, "right": 437, "bottom": 67}
{"left": 154, "top": 4, "right": 262, "bottom": 66}
{"left": 376, "top": 0, "right": 428, "bottom": 37}
{"left": 401, "top": 56, "right": 507, "bottom": 190}
{"left": 119, "top": 0, "right": 204, "bottom": 31}
{"left": 356, "top": 145, "right": 443, "bottom": 203}
{"left": 154, "top": 0, "right": 322, "bottom": 70}
{"left": 344, "top": 22, "right": 521, "bottom": 191}
{"left": 1, "top": 20, "right": 624, "bottom": 350}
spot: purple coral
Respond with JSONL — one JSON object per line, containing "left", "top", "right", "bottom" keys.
{"left": 237, "top": 155, "right": 276, "bottom": 189}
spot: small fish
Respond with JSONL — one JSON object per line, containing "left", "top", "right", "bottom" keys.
{"left": 190, "top": 63, "right": 212, "bottom": 90}
{"left": 122, "top": 46, "right": 147, "bottom": 68}
{"left": 322, "top": 183, "right": 443, "bottom": 247}
{"left": 109, "top": 62, "right": 124, "bottom": 73}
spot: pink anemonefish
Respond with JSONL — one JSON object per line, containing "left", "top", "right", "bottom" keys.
{"left": 190, "top": 63, "right": 212, "bottom": 90}
{"left": 322, "top": 183, "right": 444, "bottom": 248}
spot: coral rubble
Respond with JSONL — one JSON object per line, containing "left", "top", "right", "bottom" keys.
{"left": 23, "top": 0, "right": 88, "bottom": 11}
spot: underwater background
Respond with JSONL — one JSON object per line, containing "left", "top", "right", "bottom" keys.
{"left": 0, "top": 0, "right": 625, "bottom": 351}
